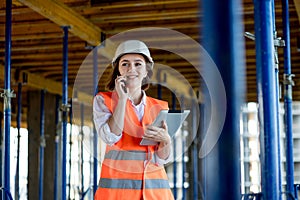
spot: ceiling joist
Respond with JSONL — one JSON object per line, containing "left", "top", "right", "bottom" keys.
{"left": 16, "top": 0, "right": 102, "bottom": 47}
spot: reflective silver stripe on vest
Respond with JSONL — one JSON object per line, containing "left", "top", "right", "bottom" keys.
{"left": 105, "top": 150, "right": 156, "bottom": 164}
{"left": 99, "top": 178, "right": 170, "bottom": 189}
{"left": 145, "top": 179, "right": 170, "bottom": 189}
{"left": 99, "top": 178, "right": 142, "bottom": 189}
{"left": 105, "top": 150, "right": 147, "bottom": 160}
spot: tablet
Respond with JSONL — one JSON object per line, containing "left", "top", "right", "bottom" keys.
{"left": 140, "top": 109, "right": 190, "bottom": 145}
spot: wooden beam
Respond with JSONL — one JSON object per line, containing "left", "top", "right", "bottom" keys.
{"left": 81, "top": 0, "right": 198, "bottom": 11}
{"left": 0, "top": 64, "right": 93, "bottom": 105}
{"left": 21, "top": 71, "right": 93, "bottom": 104}
{"left": 92, "top": 10, "right": 199, "bottom": 24}
{"left": 294, "top": 0, "right": 300, "bottom": 25}
{"left": 12, "top": 0, "right": 23, "bottom": 6}
{"left": 0, "top": 42, "right": 84, "bottom": 52}
{"left": 0, "top": 0, "right": 23, "bottom": 8}
{"left": 17, "top": 0, "right": 102, "bottom": 47}
{"left": 15, "top": 0, "right": 116, "bottom": 62}
{"left": 102, "top": 22, "right": 201, "bottom": 35}
{"left": 10, "top": 51, "right": 88, "bottom": 59}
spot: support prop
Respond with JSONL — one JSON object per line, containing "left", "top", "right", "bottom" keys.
{"left": 253, "top": 0, "right": 281, "bottom": 199}
{"left": 61, "top": 26, "right": 70, "bottom": 200}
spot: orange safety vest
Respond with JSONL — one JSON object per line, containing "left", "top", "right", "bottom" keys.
{"left": 94, "top": 91, "right": 174, "bottom": 200}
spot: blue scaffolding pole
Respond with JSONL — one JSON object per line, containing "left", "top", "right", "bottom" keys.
{"left": 191, "top": 99, "right": 198, "bottom": 200}
{"left": 202, "top": 0, "right": 244, "bottom": 199}
{"left": 61, "top": 26, "right": 69, "bottom": 200}
{"left": 0, "top": 113, "right": 2, "bottom": 199}
{"left": 93, "top": 46, "right": 98, "bottom": 195}
{"left": 3, "top": 0, "right": 13, "bottom": 199}
{"left": 271, "top": 0, "right": 283, "bottom": 197}
{"left": 39, "top": 90, "right": 46, "bottom": 200}
{"left": 281, "top": 0, "right": 295, "bottom": 199}
{"left": 253, "top": 0, "right": 281, "bottom": 199}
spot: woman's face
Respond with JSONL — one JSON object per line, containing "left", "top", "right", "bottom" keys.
{"left": 118, "top": 54, "right": 148, "bottom": 89}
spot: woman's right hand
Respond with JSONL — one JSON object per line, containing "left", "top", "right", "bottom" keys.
{"left": 115, "top": 75, "right": 128, "bottom": 100}
{"left": 108, "top": 75, "right": 128, "bottom": 136}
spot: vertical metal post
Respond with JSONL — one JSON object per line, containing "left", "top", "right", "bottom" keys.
{"left": 93, "top": 47, "right": 98, "bottom": 195}
{"left": 80, "top": 103, "right": 84, "bottom": 199}
{"left": 180, "top": 95, "right": 186, "bottom": 200}
{"left": 253, "top": 0, "right": 281, "bottom": 199}
{"left": 191, "top": 99, "right": 198, "bottom": 200}
{"left": 61, "top": 26, "right": 69, "bottom": 200}
{"left": 54, "top": 95, "right": 60, "bottom": 200}
{"left": 0, "top": 111, "right": 2, "bottom": 199}
{"left": 281, "top": 0, "right": 295, "bottom": 199}
{"left": 39, "top": 90, "right": 46, "bottom": 200}
{"left": 202, "top": 0, "right": 244, "bottom": 199}
{"left": 199, "top": 103, "right": 206, "bottom": 200}
{"left": 271, "top": 0, "right": 283, "bottom": 196}
{"left": 68, "top": 99, "right": 73, "bottom": 200}
{"left": 14, "top": 83, "right": 22, "bottom": 200}
{"left": 3, "top": 0, "right": 12, "bottom": 199}
{"left": 171, "top": 92, "right": 177, "bottom": 199}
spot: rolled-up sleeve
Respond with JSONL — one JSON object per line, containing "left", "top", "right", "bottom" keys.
{"left": 93, "top": 95, "right": 122, "bottom": 146}
{"left": 154, "top": 151, "right": 173, "bottom": 166}
{"left": 154, "top": 145, "right": 173, "bottom": 166}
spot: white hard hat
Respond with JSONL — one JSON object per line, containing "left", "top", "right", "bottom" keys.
{"left": 112, "top": 40, "right": 154, "bottom": 69}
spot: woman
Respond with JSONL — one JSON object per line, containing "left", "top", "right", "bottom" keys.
{"left": 93, "top": 40, "right": 174, "bottom": 200}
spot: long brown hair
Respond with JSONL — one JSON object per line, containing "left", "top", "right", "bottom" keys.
{"left": 106, "top": 54, "right": 153, "bottom": 91}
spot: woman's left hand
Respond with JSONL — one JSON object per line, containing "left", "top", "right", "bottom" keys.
{"left": 143, "top": 120, "right": 171, "bottom": 145}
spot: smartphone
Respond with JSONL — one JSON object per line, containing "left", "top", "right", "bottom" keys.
{"left": 121, "top": 80, "right": 127, "bottom": 93}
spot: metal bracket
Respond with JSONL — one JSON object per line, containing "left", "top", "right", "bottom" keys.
{"left": 245, "top": 31, "right": 285, "bottom": 71}
{"left": 283, "top": 74, "right": 295, "bottom": 86}
{"left": 244, "top": 31, "right": 285, "bottom": 47}
{"left": 60, "top": 103, "right": 71, "bottom": 122}
{"left": 0, "top": 89, "right": 16, "bottom": 98}
{"left": 60, "top": 103, "right": 71, "bottom": 112}
{"left": 274, "top": 37, "right": 285, "bottom": 47}
{"left": 0, "top": 89, "right": 16, "bottom": 110}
